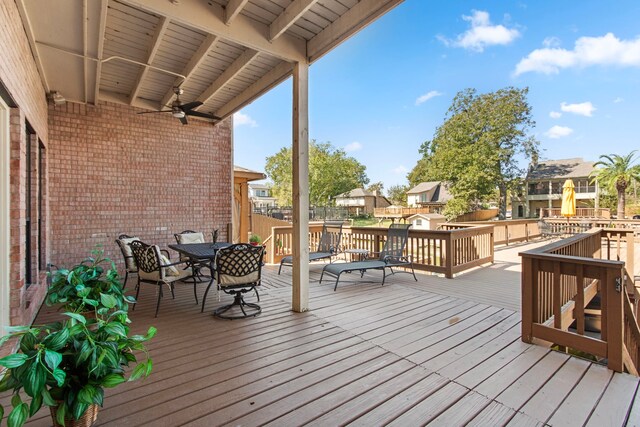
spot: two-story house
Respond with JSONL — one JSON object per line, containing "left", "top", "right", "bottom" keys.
{"left": 512, "top": 158, "right": 599, "bottom": 219}
{"left": 406, "top": 181, "right": 451, "bottom": 213}
{"left": 249, "top": 183, "right": 277, "bottom": 211}
{"left": 334, "top": 188, "right": 391, "bottom": 216}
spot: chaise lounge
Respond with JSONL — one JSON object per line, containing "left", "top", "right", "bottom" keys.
{"left": 278, "top": 221, "right": 344, "bottom": 274}
{"left": 320, "top": 223, "right": 417, "bottom": 291}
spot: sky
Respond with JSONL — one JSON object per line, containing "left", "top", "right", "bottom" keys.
{"left": 232, "top": 0, "right": 640, "bottom": 193}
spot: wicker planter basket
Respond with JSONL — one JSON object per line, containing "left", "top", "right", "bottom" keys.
{"left": 50, "top": 403, "right": 99, "bottom": 427}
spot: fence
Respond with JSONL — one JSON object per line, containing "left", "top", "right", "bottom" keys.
{"left": 520, "top": 228, "right": 640, "bottom": 374}
{"left": 455, "top": 209, "right": 499, "bottom": 222}
{"left": 266, "top": 223, "right": 494, "bottom": 278}
{"left": 540, "top": 207, "right": 611, "bottom": 219}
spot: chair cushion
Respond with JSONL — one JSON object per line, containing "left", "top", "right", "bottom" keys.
{"left": 218, "top": 271, "right": 259, "bottom": 287}
{"left": 159, "top": 253, "right": 181, "bottom": 277}
{"left": 322, "top": 260, "right": 386, "bottom": 276}
{"left": 178, "top": 232, "right": 205, "bottom": 244}
{"left": 140, "top": 267, "right": 193, "bottom": 283}
{"left": 119, "top": 237, "right": 140, "bottom": 271}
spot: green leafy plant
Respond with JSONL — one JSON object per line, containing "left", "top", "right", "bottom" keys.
{"left": 46, "top": 248, "right": 135, "bottom": 315}
{"left": 0, "top": 312, "right": 155, "bottom": 427}
{"left": 249, "top": 234, "right": 262, "bottom": 245}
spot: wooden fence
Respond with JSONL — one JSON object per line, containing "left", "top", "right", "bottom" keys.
{"left": 455, "top": 209, "right": 499, "bottom": 222}
{"left": 520, "top": 228, "right": 640, "bottom": 374}
{"left": 540, "top": 207, "right": 610, "bottom": 219}
{"left": 266, "top": 223, "right": 494, "bottom": 278}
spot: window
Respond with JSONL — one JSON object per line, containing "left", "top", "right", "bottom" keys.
{"left": 25, "top": 125, "right": 43, "bottom": 287}
{"left": 415, "top": 219, "right": 422, "bottom": 226}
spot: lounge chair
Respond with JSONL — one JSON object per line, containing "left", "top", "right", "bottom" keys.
{"left": 320, "top": 223, "right": 417, "bottom": 291}
{"left": 278, "top": 221, "right": 344, "bottom": 274}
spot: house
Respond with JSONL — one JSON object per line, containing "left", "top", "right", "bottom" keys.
{"left": 249, "top": 183, "right": 277, "bottom": 211}
{"left": 406, "top": 181, "right": 452, "bottom": 213}
{"left": 334, "top": 188, "right": 391, "bottom": 216}
{"left": 0, "top": 0, "right": 402, "bottom": 328}
{"left": 407, "top": 213, "right": 446, "bottom": 230}
{"left": 512, "top": 158, "right": 600, "bottom": 219}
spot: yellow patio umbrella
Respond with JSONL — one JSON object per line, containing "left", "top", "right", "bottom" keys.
{"left": 561, "top": 179, "right": 576, "bottom": 220}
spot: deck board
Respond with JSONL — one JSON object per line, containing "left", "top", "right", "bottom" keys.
{"left": 10, "top": 240, "right": 639, "bottom": 426}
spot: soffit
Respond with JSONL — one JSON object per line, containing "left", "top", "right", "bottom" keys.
{"left": 17, "top": 0, "right": 403, "bottom": 122}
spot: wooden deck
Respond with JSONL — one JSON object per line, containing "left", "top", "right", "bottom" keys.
{"left": 14, "top": 241, "right": 640, "bottom": 426}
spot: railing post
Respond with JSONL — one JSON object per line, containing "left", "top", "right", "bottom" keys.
{"left": 445, "top": 233, "right": 454, "bottom": 279}
{"left": 268, "top": 226, "right": 276, "bottom": 264}
{"left": 521, "top": 255, "right": 533, "bottom": 343}
{"left": 626, "top": 231, "right": 635, "bottom": 292}
{"left": 605, "top": 267, "right": 624, "bottom": 372}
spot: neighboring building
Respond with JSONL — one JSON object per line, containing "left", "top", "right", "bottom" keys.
{"left": 406, "top": 182, "right": 452, "bottom": 213}
{"left": 249, "top": 183, "right": 277, "bottom": 210}
{"left": 512, "top": 158, "right": 599, "bottom": 219}
{"left": 408, "top": 213, "right": 446, "bottom": 230}
{"left": 334, "top": 188, "right": 391, "bottom": 215}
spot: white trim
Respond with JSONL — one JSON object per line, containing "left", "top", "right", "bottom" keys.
{"left": 0, "top": 96, "right": 11, "bottom": 332}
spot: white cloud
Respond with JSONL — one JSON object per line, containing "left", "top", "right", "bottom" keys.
{"left": 560, "top": 101, "right": 596, "bottom": 117}
{"left": 392, "top": 165, "right": 408, "bottom": 174}
{"left": 415, "top": 90, "right": 443, "bottom": 106}
{"left": 614, "top": 97, "right": 624, "bottom": 103}
{"left": 545, "top": 125, "right": 574, "bottom": 139}
{"left": 344, "top": 141, "right": 363, "bottom": 152}
{"left": 514, "top": 33, "right": 640, "bottom": 76}
{"left": 549, "top": 111, "right": 562, "bottom": 119}
{"left": 234, "top": 112, "right": 258, "bottom": 127}
{"left": 439, "top": 10, "right": 520, "bottom": 52}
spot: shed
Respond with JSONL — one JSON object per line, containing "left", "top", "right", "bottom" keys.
{"left": 407, "top": 213, "right": 446, "bottom": 230}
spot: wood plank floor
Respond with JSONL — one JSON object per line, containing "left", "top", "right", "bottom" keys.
{"left": 10, "top": 241, "right": 640, "bottom": 426}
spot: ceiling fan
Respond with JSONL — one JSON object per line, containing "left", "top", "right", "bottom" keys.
{"left": 137, "top": 87, "right": 221, "bottom": 125}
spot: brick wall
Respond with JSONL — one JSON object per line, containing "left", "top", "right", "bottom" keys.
{"left": 47, "top": 101, "right": 233, "bottom": 276}
{"left": 1, "top": 0, "right": 50, "bottom": 327}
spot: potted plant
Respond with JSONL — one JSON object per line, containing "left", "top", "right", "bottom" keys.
{"left": 0, "top": 309, "right": 155, "bottom": 427}
{"left": 249, "top": 234, "right": 262, "bottom": 246}
{"left": 46, "top": 248, "right": 135, "bottom": 317}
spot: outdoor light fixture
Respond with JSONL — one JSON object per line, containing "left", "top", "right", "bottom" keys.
{"left": 172, "top": 109, "right": 186, "bottom": 119}
{"left": 48, "top": 91, "right": 66, "bottom": 105}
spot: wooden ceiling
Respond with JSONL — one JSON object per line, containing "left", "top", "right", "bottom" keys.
{"left": 17, "top": 0, "right": 403, "bottom": 121}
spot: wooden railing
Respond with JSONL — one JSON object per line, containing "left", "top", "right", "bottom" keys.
{"left": 520, "top": 228, "right": 639, "bottom": 374}
{"left": 266, "top": 224, "right": 494, "bottom": 278}
{"left": 540, "top": 207, "right": 611, "bottom": 219}
{"left": 442, "top": 219, "right": 541, "bottom": 246}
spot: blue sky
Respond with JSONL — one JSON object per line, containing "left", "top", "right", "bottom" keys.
{"left": 233, "top": 0, "right": 640, "bottom": 192}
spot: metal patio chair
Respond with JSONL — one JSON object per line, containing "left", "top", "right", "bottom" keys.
{"left": 115, "top": 234, "right": 140, "bottom": 289}
{"left": 278, "top": 221, "right": 344, "bottom": 274}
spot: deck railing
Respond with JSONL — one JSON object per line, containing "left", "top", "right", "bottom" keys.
{"left": 442, "top": 219, "right": 541, "bottom": 246}
{"left": 540, "top": 207, "right": 611, "bottom": 219}
{"left": 520, "top": 228, "right": 639, "bottom": 374}
{"left": 267, "top": 224, "right": 494, "bottom": 278}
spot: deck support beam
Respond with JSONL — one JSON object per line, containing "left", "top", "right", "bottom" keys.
{"left": 291, "top": 61, "right": 310, "bottom": 312}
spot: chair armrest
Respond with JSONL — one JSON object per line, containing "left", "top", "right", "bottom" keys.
{"left": 161, "top": 249, "right": 171, "bottom": 258}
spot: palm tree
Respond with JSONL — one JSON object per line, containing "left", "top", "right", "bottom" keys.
{"left": 589, "top": 151, "right": 640, "bottom": 218}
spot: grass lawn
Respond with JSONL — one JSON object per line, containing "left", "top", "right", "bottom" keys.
{"left": 350, "top": 218, "right": 394, "bottom": 227}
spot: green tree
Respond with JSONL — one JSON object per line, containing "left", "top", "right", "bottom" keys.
{"left": 387, "top": 184, "right": 408, "bottom": 205}
{"left": 367, "top": 181, "right": 384, "bottom": 194}
{"left": 589, "top": 151, "right": 640, "bottom": 218}
{"left": 408, "top": 87, "right": 538, "bottom": 219}
{"left": 265, "top": 140, "right": 369, "bottom": 206}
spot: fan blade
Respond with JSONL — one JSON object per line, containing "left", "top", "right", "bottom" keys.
{"left": 179, "top": 115, "right": 188, "bottom": 125}
{"left": 180, "top": 101, "right": 203, "bottom": 111}
{"left": 185, "top": 110, "right": 221, "bottom": 120}
{"left": 137, "top": 110, "right": 172, "bottom": 115}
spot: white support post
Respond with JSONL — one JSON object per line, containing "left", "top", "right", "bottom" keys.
{"left": 292, "top": 61, "right": 309, "bottom": 312}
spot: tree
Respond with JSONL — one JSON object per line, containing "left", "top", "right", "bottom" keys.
{"left": 367, "top": 182, "right": 384, "bottom": 194}
{"left": 265, "top": 140, "right": 369, "bottom": 206}
{"left": 589, "top": 151, "right": 640, "bottom": 218}
{"left": 387, "top": 184, "right": 408, "bottom": 205}
{"left": 408, "top": 87, "right": 539, "bottom": 219}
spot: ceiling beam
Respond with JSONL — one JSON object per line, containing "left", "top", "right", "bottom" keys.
{"left": 129, "top": 16, "right": 170, "bottom": 105}
{"left": 160, "top": 34, "right": 218, "bottom": 109}
{"left": 93, "top": 0, "right": 108, "bottom": 105}
{"left": 119, "top": 0, "right": 305, "bottom": 62}
{"left": 195, "top": 48, "right": 259, "bottom": 108}
{"left": 224, "top": 0, "right": 250, "bottom": 25}
{"left": 15, "top": 0, "right": 50, "bottom": 93}
{"left": 215, "top": 61, "right": 293, "bottom": 119}
{"left": 269, "top": 0, "right": 318, "bottom": 42}
{"left": 307, "top": 0, "right": 403, "bottom": 62}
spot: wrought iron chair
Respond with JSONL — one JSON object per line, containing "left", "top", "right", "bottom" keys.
{"left": 207, "top": 243, "right": 264, "bottom": 319}
{"left": 320, "top": 223, "right": 417, "bottom": 291}
{"left": 278, "top": 221, "right": 344, "bottom": 274}
{"left": 174, "top": 230, "right": 211, "bottom": 280}
{"left": 115, "top": 234, "right": 140, "bottom": 289}
{"left": 129, "top": 240, "right": 197, "bottom": 317}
